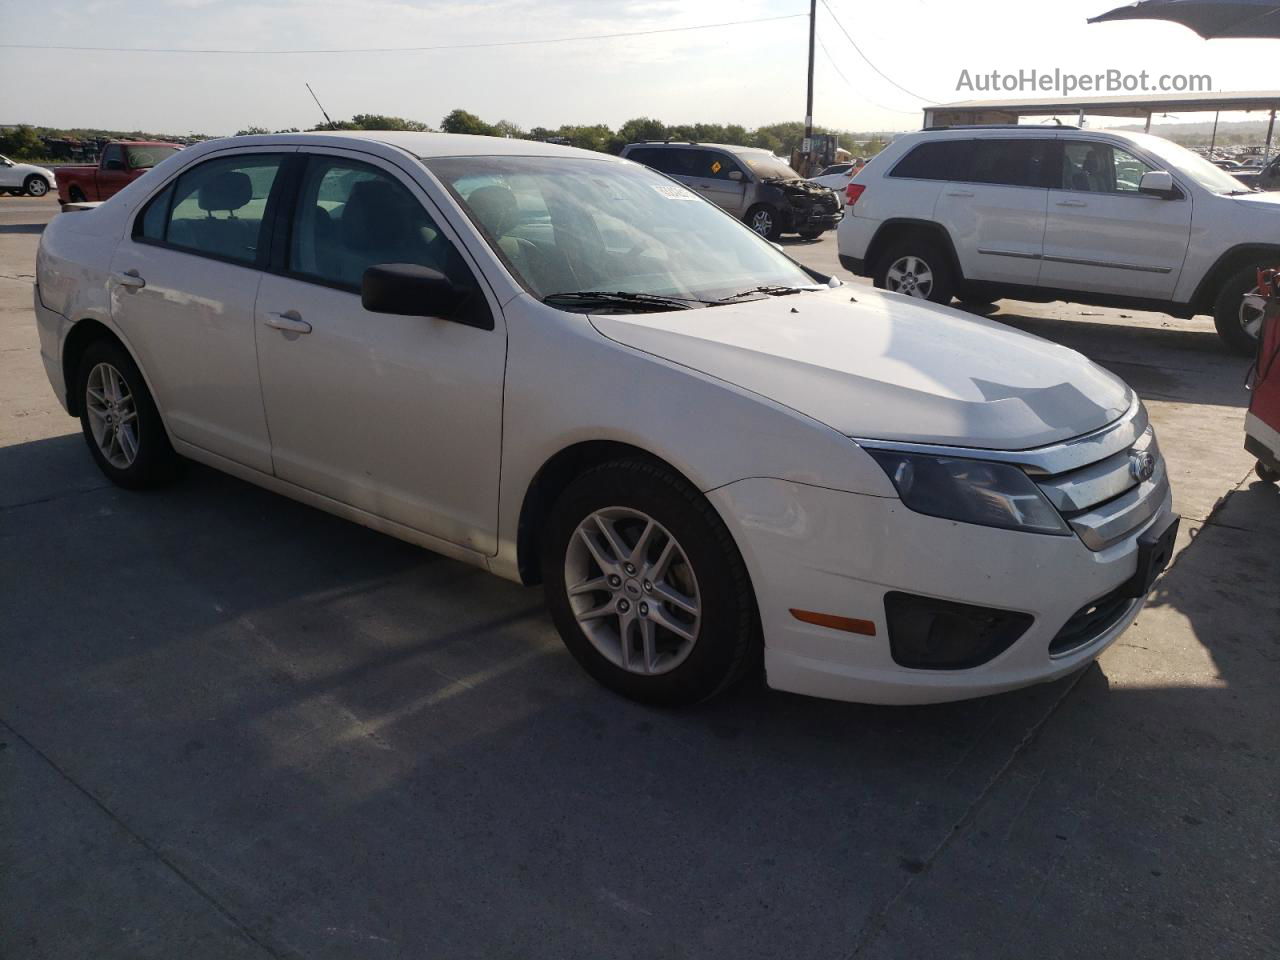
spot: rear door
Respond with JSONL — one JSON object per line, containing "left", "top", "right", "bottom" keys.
{"left": 930, "top": 137, "right": 1051, "bottom": 285}
{"left": 108, "top": 148, "right": 291, "bottom": 473}
{"left": 1039, "top": 139, "right": 1192, "bottom": 298}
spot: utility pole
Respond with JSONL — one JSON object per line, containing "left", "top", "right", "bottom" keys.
{"left": 804, "top": 0, "right": 816, "bottom": 174}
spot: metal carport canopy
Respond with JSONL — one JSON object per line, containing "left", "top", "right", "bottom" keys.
{"left": 922, "top": 90, "right": 1280, "bottom": 126}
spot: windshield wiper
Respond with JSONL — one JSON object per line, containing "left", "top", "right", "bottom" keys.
{"left": 714, "top": 284, "right": 809, "bottom": 304}
{"left": 543, "top": 291, "right": 705, "bottom": 312}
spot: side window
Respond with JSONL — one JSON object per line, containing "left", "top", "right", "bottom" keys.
{"left": 704, "top": 153, "right": 744, "bottom": 180}
{"left": 164, "top": 153, "right": 284, "bottom": 264}
{"left": 626, "top": 148, "right": 662, "bottom": 170}
{"left": 134, "top": 183, "right": 174, "bottom": 241}
{"left": 1062, "top": 142, "right": 1154, "bottom": 193}
{"left": 967, "top": 139, "right": 1051, "bottom": 188}
{"left": 102, "top": 144, "right": 125, "bottom": 171}
{"left": 889, "top": 140, "right": 973, "bottom": 181}
{"left": 288, "top": 156, "right": 487, "bottom": 324}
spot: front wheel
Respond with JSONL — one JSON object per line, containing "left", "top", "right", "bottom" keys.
{"left": 541, "top": 459, "right": 758, "bottom": 705}
{"left": 1213, "top": 266, "right": 1266, "bottom": 355}
{"left": 1257, "top": 460, "right": 1280, "bottom": 484}
{"left": 67, "top": 185, "right": 87, "bottom": 204}
{"left": 745, "top": 205, "right": 783, "bottom": 242}
{"left": 874, "top": 238, "right": 956, "bottom": 304}
{"left": 24, "top": 176, "right": 49, "bottom": 197}
{"left": 76, "top": 338, "right": 179, "bottom": 489}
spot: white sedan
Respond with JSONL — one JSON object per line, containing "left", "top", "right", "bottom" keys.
{"left": 34, "top": 132, "right": 1178, "bottom": 705}
{"left": 0, "top": 154, "right": 56, "bottom": 196}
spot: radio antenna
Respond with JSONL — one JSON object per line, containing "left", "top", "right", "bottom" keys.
{"left": 306, "top": 82, "right": 334, "bottom": 125}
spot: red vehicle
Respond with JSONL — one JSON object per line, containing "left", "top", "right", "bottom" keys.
{"left": 55, "top": 140, "right": 181, "bottom": 206}
{"left": 1246, "top": 270, "right": 1280, "bottom": 484}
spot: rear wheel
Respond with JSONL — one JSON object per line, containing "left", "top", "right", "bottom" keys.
{"left": 541, "top": 458, "right": 758, "bottom": 705}
{"left": 1213, "top": 265, "right": 1266, "bottom": 355}
{"left": 23, "top": 175, "right": 49, "bottom": 197}
{"left": 76, "top": 338, "right": 179, "bottom": 489}
{"left": 874, "top": 237, "right": 956, "bottom": 305}
{"left": 745, "top": 204, "right": 783, "bottom": 241}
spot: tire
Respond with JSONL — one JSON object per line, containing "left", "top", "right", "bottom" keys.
{"left": 874, "top": 236, "right": 956, "bottom": 304}
{"left": 1257, "top": 460, "right": 1280, "bottom": 484}
{"left": 24, "top": 175, "right": 49, "bottom": 198}
{"left": 76, "top": 338, "right": 179, "bottom": 489}
{"left": 541, "top": 458, "right": 758, "bottom": 706}
{"left": 68, "top": 185, "right": 87, "bottom": 204}
{"left": 1212, "top": 265, "right": 1266, "bottom": 355}
{"left": 745, "top": 204, "right": 783, "bottom": 241}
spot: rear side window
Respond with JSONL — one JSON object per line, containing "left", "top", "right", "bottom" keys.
{"left": 889, "top": 140, "right": 973, "bottom": 181}
{"left": 967, "top": 140, "right": 1052, "bottom": 188}
{"left": 134, "top": 153, "right": 285, "bottom": 265}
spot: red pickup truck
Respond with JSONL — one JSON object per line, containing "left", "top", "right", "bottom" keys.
{"left": 56, "top": 141, "right": 181, "bottom": 206}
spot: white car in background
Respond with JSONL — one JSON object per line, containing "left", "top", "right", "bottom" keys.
{"left": 0, "top": 154, "right": 56, "bottom": 197}
{"left": 34, "top": 132, "right": 1177, "bottom": 707}
{"left": 837, "top": 125, "right": 1280, "bottom": 353}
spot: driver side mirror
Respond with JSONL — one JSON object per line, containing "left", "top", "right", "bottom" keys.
{"left": 1138, "top": 170, "right": 1178, "bottom": 199}
{"left": 728, "top": 170, "right": 743, "bottom": 181}
{"left": 361, "top": 263, "right": 492, "bottom": 330}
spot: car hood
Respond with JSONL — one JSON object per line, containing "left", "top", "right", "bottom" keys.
{"left": 1228, "top": 190, "right": 1280, "bottom": 210}
{"left": 589, "top": 287, "right": 1133, "bottom": 451}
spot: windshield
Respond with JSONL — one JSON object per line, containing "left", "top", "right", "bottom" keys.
{"left": 740, "top": 153, "right": 803, "bottom": 180}
{"left": 126, "top": 145, "right": 180, "bottom": 170}
{"left": 1125, "top": 132, "right": 1254, "bottom": 194}
{"left": 424, "top": 155, "right": 819, "bottom": 306}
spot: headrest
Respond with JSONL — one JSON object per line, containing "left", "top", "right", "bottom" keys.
{"left": 341, "top": 178, "right": 411, "bottom": 248}
{"left": 198, "top": 171, "right": 252, "bottom": 212}
{"left": 466, "top": 185, "right": 518, "bottom": 237}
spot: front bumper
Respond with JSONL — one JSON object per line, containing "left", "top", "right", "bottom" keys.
{"left": 709, "top": 477, "right": 1175, "bottom": 705}
{"left": 781, "top": 200, "right": 843, "bottom": 234}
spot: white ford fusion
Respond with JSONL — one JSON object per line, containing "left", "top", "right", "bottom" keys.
{"left": 34, "top": 132, "right": 1178, "bottom": 706}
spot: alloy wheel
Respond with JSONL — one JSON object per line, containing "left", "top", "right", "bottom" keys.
{"left": 85, "top": 362, "right": 139, "bottom": 469}
{"left": 750, "top": 210, "right": 773, "bottom": 236}
{"left": 564, "top": 506, "right": 701, "bottom": 676}
{"left": 28, "top": 179, "right": 48, "bottom": 197}
{"left": 886, "top": 255, "right": 933, "bottom": 299}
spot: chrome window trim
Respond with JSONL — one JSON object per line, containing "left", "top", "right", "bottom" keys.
{"left": 851, "top": 396, "right": 1145, "bottom": 477}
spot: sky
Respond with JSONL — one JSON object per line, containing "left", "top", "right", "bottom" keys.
{"left": 3, "top": 0, "right": 1280, "bottom": 136}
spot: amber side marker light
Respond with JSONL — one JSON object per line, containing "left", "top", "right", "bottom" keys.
{"left": 789, "top": 609, "right": 877, "bottom": 636}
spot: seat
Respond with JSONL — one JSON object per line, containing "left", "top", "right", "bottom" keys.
{"left": 181, "top": 170, "right": 258, "bottom": 259}
{"left": 333, "top": 178, "right": 434, "bottom": 287}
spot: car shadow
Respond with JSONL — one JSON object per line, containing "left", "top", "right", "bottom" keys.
{"left": 0, "top": 223, "right": 46, "bottom": 235}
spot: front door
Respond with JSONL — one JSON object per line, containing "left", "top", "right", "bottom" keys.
{"left": 109, "top": 148, "right": 290, "bottom": 473}
{"left": 254, "top": 149, "right": 506, "bottom": 553}
{"left": 684, "top": 150, "right": 749, "bottom": 215}
{"left": 1039, "top": 139, "right": 1192, "bottom": 298}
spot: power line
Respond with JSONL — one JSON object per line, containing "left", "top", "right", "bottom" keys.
{"left": 815, "top": 36, "right": 922, "bottom": 116}
{"left": 818, "top": 0, "right": 938, "bottom": 104}
{"left": 0, "top": 13, "right": 807, "bottom": 55}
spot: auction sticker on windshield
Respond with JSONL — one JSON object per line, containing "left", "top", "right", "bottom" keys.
{"left": 651, "top": 183, "right": 699, "bottom": 200}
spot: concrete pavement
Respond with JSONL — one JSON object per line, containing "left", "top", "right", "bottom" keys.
{"left": 1, "top": 196, "right": 1276, "bottom": 959}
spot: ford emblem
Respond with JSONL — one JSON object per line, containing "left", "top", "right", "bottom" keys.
{"left": 1129, "top": 450, "right": 1156, "bottom": 483}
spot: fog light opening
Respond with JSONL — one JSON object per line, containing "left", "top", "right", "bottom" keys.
{"left": 884, "top": 592, "right": 1034, "bottom": 670}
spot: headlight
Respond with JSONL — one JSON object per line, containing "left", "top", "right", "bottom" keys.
{"left": 867, "top": 450, "right": 1071, "bottom": 536}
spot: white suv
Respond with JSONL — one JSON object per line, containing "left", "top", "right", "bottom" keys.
{"left": 837, "top": 126, "right": 1278, "bottom": 353}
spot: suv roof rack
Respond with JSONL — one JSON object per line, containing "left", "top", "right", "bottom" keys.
{"left": 922, "top": 123, "right": 1079, "bottom": 131}
{"left": 635, "top": 139, "right": 700, "bottom": 145}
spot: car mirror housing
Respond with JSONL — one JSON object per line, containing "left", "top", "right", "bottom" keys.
{"left": 728, "top": 170, "right": 744, "bottom": 181}
{"left": 1138, "top": 170, "right": 1178, "bottom": 199}
{"left": 361, "top": 263, "right": 491, "bottom": 329}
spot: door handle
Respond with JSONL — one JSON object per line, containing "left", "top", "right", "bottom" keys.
{"left": 113, "top": 269, "right": 145, "bottom": 290}
{"left": 1056, "top": 199, "right": 1088, "bottom": 207}
{"left": 264, "top": 311, "right": 312, "bottom": 335}
{"left": 945, "top": 190, "right": 975, "bottom": 198}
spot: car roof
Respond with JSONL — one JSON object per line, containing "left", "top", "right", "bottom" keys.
{"left": 280, "top": 130, "right": 613, "bottom": 160}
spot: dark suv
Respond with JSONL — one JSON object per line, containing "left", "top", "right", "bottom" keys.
{"left": 620, "top": 141, "right": 842, "bottom": 240}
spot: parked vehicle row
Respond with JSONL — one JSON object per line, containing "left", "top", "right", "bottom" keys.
{"left": 54, "top": 140, "right": 182, "bottom": 206}
{"left": 620, "top": 141, "right": 842, "bottom": 240}
{"left": 34, "top": 131, "right": 1176, "bottom": 707}
{"left": 836, "top": 125, "right": 1280, "bottom": 353}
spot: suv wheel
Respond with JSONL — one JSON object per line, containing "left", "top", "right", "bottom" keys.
{"left": 541, "top": 458, "right": 758, "bottom": 705}
{"left": 77, "top": 338, "right": 179, "bottom": 489}
{"left": 1213, "top": 265, "right": 1266, "bottom": 355}
{"left": 745, "top": 205, "right": 783, "bottom": 241}
{"left": 875, "top": 238, "right": 956, "bottom": 304}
